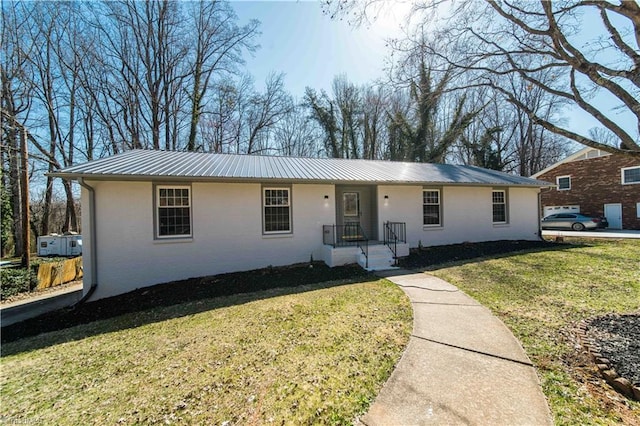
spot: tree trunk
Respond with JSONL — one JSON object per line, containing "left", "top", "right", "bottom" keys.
{"left": 62, "top": 180, "right": 77, "bottom": 232}
{"left": 8, "top": 129, "right": 23, "bottom": 257}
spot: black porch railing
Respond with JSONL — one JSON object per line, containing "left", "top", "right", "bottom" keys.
{"left": 323, "top": 224, "right": 369, "bottom": 268}
{"left": 383, "top": 221, "right": 406, "bottom": 264}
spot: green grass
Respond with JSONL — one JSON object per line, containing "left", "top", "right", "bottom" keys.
{"left": 1, "top": 279, "right": 411, "bottom": 425}
{"left": 3, "top": 240, "right": 638, "bottom": 425}
{"left": 431, "top": 238, "right": 640, "bottom": 425}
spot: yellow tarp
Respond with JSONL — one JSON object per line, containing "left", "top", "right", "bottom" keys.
{"left": 36, "top": 257, "right": 82, "bottom": 290}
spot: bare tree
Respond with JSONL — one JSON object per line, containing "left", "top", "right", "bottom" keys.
{"left": 332, "top": 75, "right": 363, "bottom": 159}
{"left": 425, "top": 1, "right": 638, "bottom": 156}
{"left": 305, "top": 76, "right": 387, "bottom": 159}
{"left": 272, "top": 104, "right": 321, "bottom": 157}
{"left": 457, "top": 79, "right": 570, "bottom": 175}
{"left": 100, "top": 1, "right": 189, "bottom": 150}
{"left": 245, "top": 73, "right": 294, "bottom": 154}
{"left": 325, "top": 0, "right": 639, "bottom": 156}
{"left": 200, "top": 80, "right": 242, "bottom": 153}
{"left": 1, "top": 1, "right": 34, "bottom": 256}
{"left": 185, "top": 0, "right": 259, "bottom": 151}
{"left": 18, "top": 2, "right": 86, "bottom": 234}
{"left": 304, "top": 87, "right": 341, "bottom": 157}
{"left": 387, "top": 55, "right": 481, "bottom": 163}
{"left": 361, "top": 84, "right": 387, "bottom": 159}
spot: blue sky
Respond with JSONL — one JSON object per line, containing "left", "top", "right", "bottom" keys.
{"left": 231, "top": 1, "right": 636, "bottom": 148}
{"left": 232, "top": 1, "right": 407, "bottom": 98}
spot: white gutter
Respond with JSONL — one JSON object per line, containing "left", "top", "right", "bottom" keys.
{"left": 73, "top": 177, "right": 98, "bottom": 305}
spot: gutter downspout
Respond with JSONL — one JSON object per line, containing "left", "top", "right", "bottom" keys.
{"left": 537, "top": 187, "right": 547, "bottom": 241}
{"left": 73, "top": 177, "right": 98, "bottom": 306}
{"left": 538, "top": 190, "right": 542, "bottom": 240}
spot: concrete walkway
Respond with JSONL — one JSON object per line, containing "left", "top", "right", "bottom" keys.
{"left": 542, "top": 229, "right": 640, "bottom": 239}
{"left": 362, "top": 270, "right": 553, "bottom": 426}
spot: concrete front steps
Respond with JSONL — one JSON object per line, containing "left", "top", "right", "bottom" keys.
{"left": 321, "top": 242, "right": 409, "bottom": 271}
{"left": 358, "top": 244, "right": 399, "bottom": 271}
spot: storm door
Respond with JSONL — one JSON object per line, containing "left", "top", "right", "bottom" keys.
{"left": 336, "top": 186, "right": 376, "bottom": 241}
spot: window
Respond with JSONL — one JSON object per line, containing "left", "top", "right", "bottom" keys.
{"left": 492, "top": 190, "right": 507, "bottom": 223}
{"left": 556, "top": 176, "right": 571, "bottom": 190}
{"left": 156, "top": 186, "right": 191, "bottom": 238}
{"left": 263, "top": 188, "right": 291, "bottom": 233}
{"left": 423, "top": 189, "right": 441, "bottom": 226}
{"left": 622, "top": 166, "right": 640, "bottom": 184}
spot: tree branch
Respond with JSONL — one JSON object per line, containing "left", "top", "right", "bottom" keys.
{"left": 490, "top": 83, "right": 640, "bottom": 157}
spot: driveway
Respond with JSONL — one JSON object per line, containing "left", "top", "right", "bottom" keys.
{"left": 542, "top": 229, "right": 640, "bottom": 239}
{"left": 0, "top": 283, "right": 83, "bottom": 326}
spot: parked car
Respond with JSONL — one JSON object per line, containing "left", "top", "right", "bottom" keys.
{"left": 541, "top": 213, "right": 608, "bottom": 231}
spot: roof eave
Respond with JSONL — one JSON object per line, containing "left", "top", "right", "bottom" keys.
{"left": 47, "top": 172, "right": 551, "bottom": 188}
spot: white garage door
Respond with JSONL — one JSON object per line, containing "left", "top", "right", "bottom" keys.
{"left": 543, "top": 205, "right": 580, "bottom": 218}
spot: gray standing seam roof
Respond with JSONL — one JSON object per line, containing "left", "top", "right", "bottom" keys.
{"left": 50, "top": 149, "right": 551, "bottom": 187}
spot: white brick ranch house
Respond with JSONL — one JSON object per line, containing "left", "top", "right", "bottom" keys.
{"left": 51, "top": 150, "right": 551, "bottom": 300}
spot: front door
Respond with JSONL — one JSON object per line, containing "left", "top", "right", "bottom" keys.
{"left": 336, "top": 186, "right": 375, "bottom": 240}
{"left": 604, "top": 203, "right": 623, "bottom": 229}
{"left": 342, "top": 192, "right": 362, "bottom": 240}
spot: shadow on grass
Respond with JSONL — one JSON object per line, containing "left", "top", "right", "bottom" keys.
{"left": 1, "top": 263, "right": 375, "bottom": 356}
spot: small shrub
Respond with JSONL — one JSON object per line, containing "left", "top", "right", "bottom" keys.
{"left": 0, "top": 268, "right": 38, "bottom": 300}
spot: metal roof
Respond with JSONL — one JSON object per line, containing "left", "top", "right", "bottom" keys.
{"left": 50, "top": 149, "right": 552, "bottom": 187}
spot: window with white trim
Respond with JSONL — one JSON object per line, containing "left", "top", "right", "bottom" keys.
{"left": 156, "top": 186, "right": 191, "bottom": 238}
{"left": 492, "top": 190, "right": 507, "bottom": 223}
{"left": 423, "top": 189, "right": 441, "bottom": 226}
{"left": 556, "top": 175, "right": 571, "bottom": 190}
{"left": 263, "top": 188, "right": 291, "bottom": 233}
{"left": 621, "top": 166, "right": 640, "bottom": 184}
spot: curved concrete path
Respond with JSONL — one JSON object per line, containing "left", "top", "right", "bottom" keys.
{"left": 362, "top": 270, "right": 553, "bottom": 426}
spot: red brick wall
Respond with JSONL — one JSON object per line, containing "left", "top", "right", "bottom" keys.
{"left": 537, "top": 154, "right": 640, "bottom": 230}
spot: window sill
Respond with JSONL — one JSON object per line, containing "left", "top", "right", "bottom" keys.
{"left": 423, "top": 225, "right": 443, "bottom": 231}
{"left": 262, "top": 233, "right": 294, "bottom": 239}
{"left": 153, "top": 237, "right": 194, "bottom": 244}
{"left": 492, "top": 223, "right": 510, "bottom": 228}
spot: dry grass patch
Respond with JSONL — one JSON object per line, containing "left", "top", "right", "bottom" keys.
{"left": 1, "top": 279, "right": 411, "bottom": 425}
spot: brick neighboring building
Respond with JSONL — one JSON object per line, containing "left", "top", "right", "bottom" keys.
{"left": 532, "top": 147, "right": 640, "bottom": 230}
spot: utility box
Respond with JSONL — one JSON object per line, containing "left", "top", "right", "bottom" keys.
{"left": 37, "top": 234, "right": 82, "bottom": 257}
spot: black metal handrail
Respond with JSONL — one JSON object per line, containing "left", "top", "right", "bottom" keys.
{"left": 383, "top": 221, "right": 406, "bottom": 264}
{"left": 322, "top": 224, "right": 369, "bottom": 268}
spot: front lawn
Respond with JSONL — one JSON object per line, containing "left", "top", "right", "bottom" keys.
{"left": 431, "top": 238, "right": 640, "bottom": 425}
{"left": 3, "top": 238, "right": 638, "bottom": 425}
{"left": 0, "top": 279, "right": 412, "bottom": 425}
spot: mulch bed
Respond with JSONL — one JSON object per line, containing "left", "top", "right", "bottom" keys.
{"left": 587, "top": 314, "right": 640, "bottom": 387}
{"left": 398, "top": 239, "right": 558, "bottom": 269}
{"left": 580, "top": 313, "right": 640, "bottom": 400}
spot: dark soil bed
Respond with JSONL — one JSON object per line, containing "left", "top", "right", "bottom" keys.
{"left": 586, "top": 314, "right": 640, "bottom": 387}
{"left": 398, "top": 239, "right": 557, "bottom": 269}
